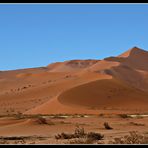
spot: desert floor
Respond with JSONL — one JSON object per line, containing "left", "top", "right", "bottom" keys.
{"left": 0, "top": 112, "right": 147, "bottom": 144}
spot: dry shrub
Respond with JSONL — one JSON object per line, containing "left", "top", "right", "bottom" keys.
{"left": 110, "top": 131, "right": 148, "bottom": 144}
{"left": 129, "top": 122, "right": 145, "bottom": 126}
{"left": 99, "top": 113, "right": 104, "bottom": 117}
{"left": 67, "top": 138, "right": 95, "bottom": 144}
{"left": 55, "top": 133, "right": 75, "bottom": 140}
{"left": 104, "top": 122, "right": 113, "bottom": 130}
{"left": 0, "top": 139, "right": 9, "bottom": 144}
{"left": 15, "top": 112, "right": 24, "bottom": 119}
{"left": 55, "top": 126, "right": 104, "bottom": 144}
{"left": 67, "top": 138, "right": 104, "bottom": 144}
{"left": 55, "top": 126, "right": 86, "bottom": 140}
{"left": 118, "top": 114, "right": 130, "bottom": 118}
{"left": 36, "top": 117, "right": 48, "bottom": 124}
{"left": 36, "top": 117, "right": 54, "bottom": 125}
{"left": 66, "top": 132, "right": 104, "bottom": 144}
{"left": 87, "top": 132, "right": 104, "bottom": 141}
{"left": 14, "top": 140, "right": 26, "bottom": 144}
{"left": 74, "top": 126, "right": 85, "bottom": 137}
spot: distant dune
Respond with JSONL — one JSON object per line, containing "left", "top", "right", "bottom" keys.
{"left": 0, "top": 47, "right": 148, "bottom": 115}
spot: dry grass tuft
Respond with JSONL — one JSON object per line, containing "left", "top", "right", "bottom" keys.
{"left": 104, "top": 122, "right": 113, "bottom": 130}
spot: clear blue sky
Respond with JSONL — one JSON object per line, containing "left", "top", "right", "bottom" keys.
{"left": 0, "top": 3, "right": 148, "bottom": 70}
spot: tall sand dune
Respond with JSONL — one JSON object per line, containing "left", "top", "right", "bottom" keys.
{"left": 0, "top": 47, "right": 148, "bottom": 115}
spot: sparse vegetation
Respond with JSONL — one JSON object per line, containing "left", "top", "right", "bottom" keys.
{"left": 15, "top": 112, "right": 24, "bottom": 119}
{"left": 0, "top": 139, "right": 9, "bottom": 144}
{"left": 22, "top": 86, "right": 27, "bottom": 89}
{"left": 109, "top": 131, "right": 148, "bottom": 144}
{"left": 86, "top": 132, "right": 104, "bottom": 141}
{"left": 55, "top": 132, "right": 75, "bottom": 140}
{"left": 118, "top": 114, "right": 130, "bottom": 118}
{"left": 66, "top": 138, "right": 95, "bottom": 144}
{"left": 0, "top": 136, "right": 46, "bottom": 144}
{"left": 98, "top": 113, "right": 104, "bottom": 117}
{"left": 36, "top": 117, "right": 48, "bottom": 124}
{"left": 55, "top": 126, "right": 86, "bottom": 140}
{"left": 80, "top": 115, "right": 85, "bottom": 118}
{"left": 75, "top": 125, "right": 85, "bottom": 136}
{"left": 65, "top": 132, "right": 104, "bottom": 144}
{"left": 129, "top": 122, "right": 145, "bottom": 126}
{"left": 0, "top": 113, "right": 147, "bottom": 144}
{"left": 104, "top": 122, "right": 113, "bottom": 130}
{"left": 65, "top": 75, "right": 71, "bottom": 78}
{"left": 35, "top": 117, "right": 54, "bottom": 125}
{"left": 55, "top": 126, "right": 104, "bottom": 144}
{"left": 67, "top": 138, "right": 104, "bottom": 144}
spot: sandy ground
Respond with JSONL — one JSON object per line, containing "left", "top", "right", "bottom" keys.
{"left": 0, "top": 114, "right": 147, "bottom": 144}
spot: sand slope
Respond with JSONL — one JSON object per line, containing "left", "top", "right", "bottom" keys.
{"left": 58, "top": 78, "right": 148, "bottom": 110}
{"left": 0, "top": 47, "right": 148, "bottom": 115}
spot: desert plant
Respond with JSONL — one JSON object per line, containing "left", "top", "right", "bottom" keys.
{"left": 87, "top": 132, "right": 104, "bottom": 141}
{"left": 67, "top": 138, "right": 95, "bottom": 144}
{"left": 37, "top": 117, "right": 47, "bottom": 124}
{"left": 55, "top": 126, "right": 104, "bottom": 143}
{"left": 129, "top": 122, "right": 145, "bottom": 126}
{"left": 35, "top": 117, "right": 54, "bottom": 125}
{"left": 65, "top": 132, "right": 104, "bottom": 144}
{"left": 55, "top": 133, "right": 73, "bottom": 140}
{"left": 118, "top": 114, "right": 130, "bottom": 119}
{"left": 99, "top": 113, "right": 104, "bottom": 117}
{"left": 80, "top": 115, "right": 85, "bottom": 118}
{"left": 67, "top": 138, "right": 104, "bottom": 144}
{"left": 110, "top": 131, "right": 148, "bottom": 144}
{"left": 55, "top": 126, "right": 86, "bottom": 140}
{"left": 0, "top": 139, "right": 9, "bottom": 144}
{"left": 104, "top": 122, "right": 113, "bottom": 130}
{"left": 74, "top": 126, "right": 85, "bottom": 137}
{"left": 15, "top": 112, "right": 24, "bottom": 119}
{"left": 14, "top": 139, "right": 26, "bottom": 144}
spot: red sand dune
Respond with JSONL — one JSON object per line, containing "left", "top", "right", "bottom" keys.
{"left": 0, "top": 47, "right": 148, "bottom": 115}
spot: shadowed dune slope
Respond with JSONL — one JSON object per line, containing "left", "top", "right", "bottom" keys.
{"left": 58, "top": 78, "right": 148, "bottom": 110}
{"left": 102, "top": 47, "right": 148, "bottom": 91}
{"left": 105, "top": 47, "right": 148, "bottom": 71}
